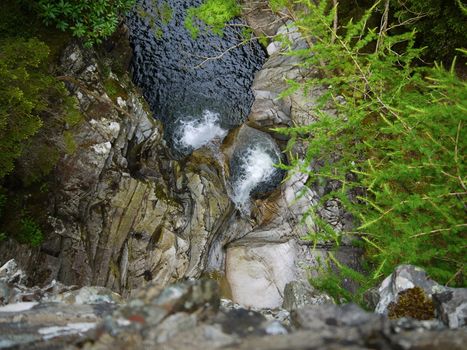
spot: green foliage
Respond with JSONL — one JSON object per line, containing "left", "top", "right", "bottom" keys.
{"left": 154, "top": 0, "right": 173, "bottom": 25}
{"left": 273, "top": 0, "right": 466, "bottom": 303}
{"left": 136, "top": 1, "right": 173, "bottom": 39}
{"left": 0, "top": 193, "right": 5, "bottom": 224}
{"left": 63, "top": 105, "right": 83, "bottom": 127}
{"left": 0, "top": 194, "right": 5, "bottom": 242}
{"left": 185, "top": 0, "right": 241, "bottom": 38}
{"left": 0, "top": 35, "right": 82, "bottom": 185}
{"left": 0, "top": 2, "right": 84, "bottom": 247}
{"left": 268, "top": 0, "right": 289, "bottom": 12}
{"left": 0, "top": 38, "right": 49, "bottom": 180}
{"left": 310, "top": 253, "right": 371, "bottom": 304}
{"left": 63, "top": 130, "right": 77, "bottom": 154}
{"left": 18, "top": 217, "right": 44, "bottom": 247}
{"left": 0, "top": 191, "right": 44, "bottom": 247}
{"left": 36, "top": 0, "right": 136, "bottom": 47}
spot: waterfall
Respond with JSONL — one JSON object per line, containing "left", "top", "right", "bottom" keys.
{"left": 175, "top": 110, "right": 227, "bottom": 152}
{"left": 231, "top": 147, "right": 276, "bottom": 210}
{"left": 229, "top": 126, "right": 285, "bottom": 212}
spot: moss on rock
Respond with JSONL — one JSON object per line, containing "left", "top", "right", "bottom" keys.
{"left": 388, "top": 287, "right": 435, "bottom": 320}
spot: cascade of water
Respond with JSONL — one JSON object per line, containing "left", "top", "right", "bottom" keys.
{"left": 175, "top": 110, "right": 227, "bottom": 151}
{"left": 230, "top": 147, "right": 277, "bottom": 211}
{"left": 228, "top": 127, "right": 285, "bottom": 213}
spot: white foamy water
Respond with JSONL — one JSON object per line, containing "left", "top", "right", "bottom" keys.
{"left": 231, "top": 147, "right": 276, "bottom": 210}
{"left": 177, "top": 110, "right": 227, "bottom": 150}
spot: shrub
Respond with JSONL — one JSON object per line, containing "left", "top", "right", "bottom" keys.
{"left": 0, "top": 37, "right": 49, "bottom": 180}
{"left": 392, "top": 0, "right": 467, "bottom": 60}
{"left": 0, "top": 194, "right": 5, "bottom": 242}
{"left": 272, "top": 0, "right": 466, "bottom": 303}
{"left": 36, "top": 0, "right": 136, "bottom": 47}
{"left": 0, "top": 193, "right": 5, "bottom": 217}
{"left": 0, "top": 36, "right": 80, "bottom": 184}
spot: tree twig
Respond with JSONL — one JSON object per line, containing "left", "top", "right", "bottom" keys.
{"left": 376, "top": 0, "right": 390, "bottom": 52}
{"left": 410, "top": 224, "right": 467, "bottom": 238}
{"left": 332, "top": 0, "right": 338, "bottom": 44}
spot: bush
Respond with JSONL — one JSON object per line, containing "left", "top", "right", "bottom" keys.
{"left": 0, "top": 38, "right": 49, "bottom": 180}
{"left": 0, "top": 35, "right": 81, "bottom": 184}
{"left": 36, "top": 0, "right": 136, "bottom": 46}
{"left": 273, "top": 0, "right": 466, "bottom": 303}
{"left": 0, "top": 194, "right": 5, "bottom": 242}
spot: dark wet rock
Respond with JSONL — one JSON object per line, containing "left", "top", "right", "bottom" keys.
{"left": 363, "top": 287, "right": 380, "bottom": 310}
{"left": 0, "top": 32, "right": 238, "bottom": 298}
{"left": 247, "top": 22, "right": 321, "bottom": 132}
{"left": 220, "top": 298, "right": 291, "bottom": 328}
{"left": 225, "top": 125, "right": 285, "bottom": 207}
{"left": 0, "top": 0, "right": 363, "bottom": 312}
{"left": 215, "top": 308, "right": 267, "bottom": 337}
{"left": 242, "top": 0, "right": 285, "bottom": 38}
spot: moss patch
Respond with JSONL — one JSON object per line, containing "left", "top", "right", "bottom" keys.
{"left": 388, "top": 287, "right": 435, "bottom": 320}
{"left": 104, "top": 78, "right": 128, "bottom": 101}
{"left": 63, "top": 131, "right": 77, "bottom": 155}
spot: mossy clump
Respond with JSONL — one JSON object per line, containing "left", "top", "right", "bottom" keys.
{"left": 388, "top": 287, "right": 435, "bottom": 320}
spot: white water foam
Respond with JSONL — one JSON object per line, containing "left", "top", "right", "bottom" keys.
{"left": 177, "top": 110, "right": 227, "bottom": 150}
{"left": 231, "top": 146, "right": 276, "bottom": 210}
